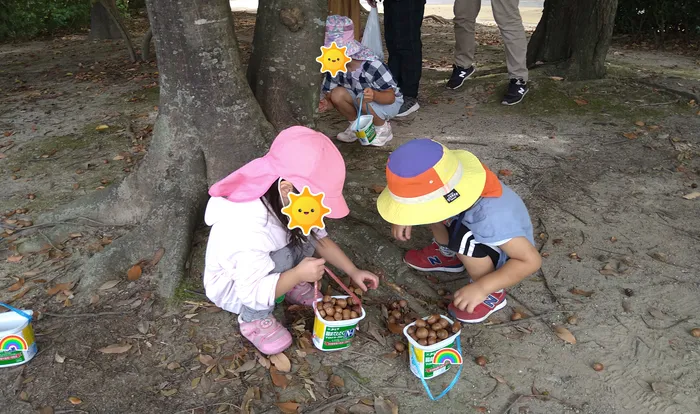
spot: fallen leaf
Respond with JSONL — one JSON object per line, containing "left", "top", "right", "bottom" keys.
{"left": 330, "top": 374, "right": 345, "bottom": 388}
{"left": 47, "top": 282, "right": 74, "bottom": 296}
{"left": 623, "top": 132, "right": 638, "bottom": 140}
{"left": 574, "top": 98, "right": 588, "bottom": 106}
{"left": 498, "top": 169, "right": 513, "bottom": 176}
{"left": 37, "top": 407, "right": 54, "bottom": 414}
{"left": 167, "top": 361, "right": 180, "bottom": 370}
{"left": 68, "top": 397, "right": 82, "bottom": 405}
{"left": 98, "top": 343, "right": 132, "bottom": 354}
{"left": 569, "top": 288, "right": 594, "bottom": 297}
{"left": 649, "top": 252, "right": 668, "bottom": 263}
{"left": 98, "top": 280, "right": 120, "bottom": 290}
{"left": 270, "top": 366, "right": 288, "bottom": 389}
{"left": 276, "top": 402, "right": 300, "bottom": 413}
{"left": 635, "top": 121, "right": 645, "bottom": 127}
{"left": 10, "top": 287, "right": 31, "bottom": 302}
{"left": 387, "top": 322, "right": 403, "bottom": 335}
{"left": 7, "top": 255, "right": 23, "bottom": 263}
{"left": 127, "top": 264, "right": 142, "bottom": 281}
{"left": 90, "top": 294, "right": 100, "bottom": 305}
{"left": 54, "top": 353, "right": 65, "bottom": 363}
{"left": 199, "top": 354, "right": 215, "bottom": 367}
{"left": 19, "top": 391, "right": 29, "bottom": 401}
{"left": 371, "top": 185, "right": 385, "bottom": 194}
{"left": 191, "top": 376, "right": 201, "bottom": 389}
{"left": 257, "top": 354, "right": 271, "bottom": 369}
{"left": 550, "top": 76, "right": 564, "bottom": 81}
{"left": 150, "top": 247, "right": 165, "bottom": 266}
{"left": 270, "top": 352, "right": 291, "bottom": 373}
{"left": 8, "top": 278, "right": 24, "bottom": 292}
{"left": 234, "top": 359, "right": 256, "bottom": 373}
{"left": 554, "top": 326, "right": 576, "bottom": 344}
{"left": 95, "top": 125, "right": 109, "bottom": 131}
{"left": 241, "top": 387, "right": 256, "bottom": 413}
{"left": 374, "top": 396, "right": 394, "bottom": 414}
{"left": 137, "top": 320, "right": 149, "bottom": 334}
{"left": 682, "top": 191, "right": 700, "bottom": 200}
{"left": 161, "top": 388, "right": 177, "bottom": 397}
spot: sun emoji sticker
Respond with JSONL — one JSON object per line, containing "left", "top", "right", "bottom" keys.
{"left": 316, "top": 41, "right": 351, "bottom": 77}
{"left": 281, "top": 186, "right": 332, "bottom": 236}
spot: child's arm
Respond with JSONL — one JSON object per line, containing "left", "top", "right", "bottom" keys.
{"left": 362, "top": 87, "right": 396, "bottom": 105}
{"left": 453, "top": 237, "right": 541, "bottom": 312}
{"left": 315, "top": 237, "right": 380, "bottom": 292}
{"left": 275, "top": 257, "right": 327, "bottom": 297}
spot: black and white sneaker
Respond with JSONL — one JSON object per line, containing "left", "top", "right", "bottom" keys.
{"left": 396, "top": 96, "right": 420, "bottom": 117}
{"left": 501, "top": 79, "right": 528, "bottom": 105}
{"left": 446, "top": 64, "right": 475, "bottom": 90}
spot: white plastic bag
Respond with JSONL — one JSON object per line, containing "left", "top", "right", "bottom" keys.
{"left": 362, "top": 7, "right": 384, "bottom": 61}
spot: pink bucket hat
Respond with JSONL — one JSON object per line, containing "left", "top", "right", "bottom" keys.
{"left": 209, "top": 126, "right": 349, "bottom": 219}
{"left": 325, "top": 15, "right": 379, "bottom": 61}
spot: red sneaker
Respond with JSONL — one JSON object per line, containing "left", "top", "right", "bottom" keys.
{"left": 404, "top": 241, "right": 465, "bottom": 273}
{"left": 448, "top": 290, "right": 507, "bottom": 323}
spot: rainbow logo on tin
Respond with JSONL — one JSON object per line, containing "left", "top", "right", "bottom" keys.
{"left": 0, "top": 335, "right": 28, "bottom": 351}
{"left": 432, "top": 348, "right": 463, "bottom": 366}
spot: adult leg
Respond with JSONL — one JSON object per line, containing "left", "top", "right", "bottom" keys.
{"left": 383, "top": 0, "right": 402, "bottom": 88}
{"left": 491, "top": 0, "right": 528, "bottom": 81}
{"left": 453, "top": 0, "right": 481, "bottom": 69}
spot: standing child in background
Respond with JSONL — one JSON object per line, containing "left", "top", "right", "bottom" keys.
{"left": 318, "top": 15, "right": 403, "bottom": 147}
{"left": 376, "top": 139, "right": 541, "bottom": 323}
{"left": 203, "top": 127, "right": 379, "bottom": 355}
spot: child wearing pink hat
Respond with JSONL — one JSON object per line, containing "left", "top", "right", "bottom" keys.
{"left": 203, "top": 127, "right": 380, "bottom": 355}
{"left": 318, "top": 15, "right": 403, "bottom": 147}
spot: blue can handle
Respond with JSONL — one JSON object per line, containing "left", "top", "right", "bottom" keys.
{"left": 410, "top": 338, "right": 463, "bottom": 401}
{"left": 0, "top": 302, "right": 33, "bottom": 322}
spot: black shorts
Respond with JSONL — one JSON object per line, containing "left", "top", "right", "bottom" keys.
{"left": 444, "top": 217, "right": 503, "bottom": 268}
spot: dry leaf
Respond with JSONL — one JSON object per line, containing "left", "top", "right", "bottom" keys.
{"left": 270, "top": 352, "right": 291, "bottom": 373}
{"left": 137, "top": 320, "right": 149, "bottom": 334}
{"left": 47, "top": 282, "right": 74, "bottom": 296}
{"left": 191, "top": 376, "right": 201, "bottom": 389}
{"left": 330, "top": 374, "right": 345, "bottom": 388}
{"left": 387, "top": 322, "right": 403, "bottom": 335}
{"left": 682, "top": 191, "right": 700, "bottom": 200}
{"left": 10, "top": 287, "right": 31, "bottom": 302}
{"left": 270, "top": 366, "right": 288, "bottom": 389}
{"left": 7, "top": 255, "right": 23, "bottom": 263}
{"left": 68, "top": 397, "right": 82, "bottom": 405}
{"left": 161, "top": 388, "right": 177, "bottom": 397}
{"left": 635, "top": 121, "right": 645, "bottom": 127}
{"left": 90, "top": 294, "right": 100, "bottom": 305}
{"left": 371, "top": 185, "right": 385, "bottom": 194}
{"left": 242, "top": 387, "right": 256, "bottom": 413}
{"left": 498, "top": 169, "right": 513, "bottom": 176}
{"left": 374, "top": 396, "right": 394, "bottom": 414}
{"left": 54, "top": 353, "right": 65, "bottom": 363}
{"left": 569, "top": 288, "right": 594, "bottom": 297}
{"left": 623, "top": 132, "right": 638, "bottom": 140}
{"left": 98, "top": 343, "right": 132, "bottom": 354}
{"left": 69, "top": 233, "right": 83, "bottom": 238}
{"left": 98, "top": 280, "right": 120, "bottom": 290}
{"left": 276, "top": 402, "right": 300, "bottom": 413}
{"left": 257, "top": 354, "right": 271, "bottom": 369}
{"left": 150, "top": 248, "right": 165, "bottom": 266}
{"left": 95, "top": 125, "right": 109, "bottom": 131}
{"left": 126, "top": 264, "right": 142, "bottom": 281}
{"left": 199, "top": 354, "right": 215, "bottom": 367}
{"left": 574, "top": 99, "right": 588, "bottom": 106}
{"left": 37, "top": 407, "right": 54, "bottom": 414}
{"left": 554, "top": 326, "right": 576, "bottom": 344}
{"left": 550, "top": 76, "right": 564, "bottom": 81}
{"left": 19, "top": 391, "right": 29, "bottom": 401}
{"left": 8, "top": 278, "right": 24, "bottom": 292}
{"left": 235, "top": 359, "right": 256, "bottom": 373}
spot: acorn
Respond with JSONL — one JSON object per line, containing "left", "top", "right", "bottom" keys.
{"left": 352, "top": 305, "right": 362, "bottom": 314}
{"left": 336, "top": 299, "right": 347, "bottom": 309}
{"left": 428, "top": 329, "right": 437, "bottom": 339}
{"left": 323, "top": 295, "right": 332, "bottom": 303}
{"left": 410, "top": 333, "right": 419, "bottom": 342}
{"left": 388, "top": 316, "right": 396, "bottom": 324}
{"left": 567, "top": 315, "right": 578, "bottom": 325}
{"left": 451, "top": 321, "right": 462, "bottom": 333}
{"left": 323, "top": 302, "right": 333, "bottom": 310}
{"left": 325, "top": 307, "right": 335, "bottom": 317}
{"left": 416, "top": 327, "right": 429, "bottom": 339}
{"left": 592, "top": 363, "right": 604, "bottom": 371}
{"left": 427, "top": 337, "right": 437, "bottom": 345}
{"left": 426, "top": 314, "right": 440, "bottom": 325}
{"left": 511, "top": 311, "right": 524, "bottom": 321}
{"left": 415, "top": 319, "right": 427, "bottom": 328}
{"left": 325, "top": 315, "right": 335, "bottom": 321}
{"left": 318, "top": 309, "right": 327, "bottom": 318}
{"left": 690, "top": 328, "right": 700, "bottom": 338}
{"left": 334, "top": 313, "right": 343, "bottom": 321}
{"left": 394, "top": 342, "right": 406, "bottom": 353}
{"left": 346, "top": 297, "right": 354, "bottom": 306}
{"left": 475, "top": 356, "right": 488, "bottom": 367}
{"left": 418, "top": 338, "right": 428, "bottom": 346}
{"left": 391, "top": 301, "right": 400, "bottom": 310}
{"left": 354, "top": 288, "right": 363, "bottom": 296}
{"left": 407, "top": 326, "right": 416, "bottom": 335}
{"left": 391, "top": 310, "right": 402, "bottom": 319}
{"left": 342, "top": 309, "right": 351, "bottom": 320}
{"left": 350, "top": 311, "right": 359, "bottom": 319}
{"left": 399, "top": 300, "right": 408, "bottom": 308}
{"left": 331, "top": 298, "right": 337, "bottom": 305}
{"left": 436, "top": 329, "right": 449, "bottom": 340}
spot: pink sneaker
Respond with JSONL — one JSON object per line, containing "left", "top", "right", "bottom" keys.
{"left": 239, "top": 316, "right": 293, "bottom": 355}
{"left": 285, "top": 282, "right": 319, "bottom": 307}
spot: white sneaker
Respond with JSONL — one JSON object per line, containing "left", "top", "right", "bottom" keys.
{"left": 370, "top": 122, "right": 393, "bottom": 147}
{"left": 336, "top": 123, "right": 357, "bottom": 143}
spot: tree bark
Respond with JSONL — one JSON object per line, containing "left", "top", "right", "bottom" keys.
{"left": 42, "top": 0, "right": 275, "bottom": 297}
{"left": 141, "top": 27, "right": 153, "bottom": 61}
{"left": 247, "top": 0, "right": 326, "bottom": 130}
{"left": 527, "top": 0, "right": 618, "bottom": 80}
{"left": 89, "top": 1, "right": 121, "bottom": 40}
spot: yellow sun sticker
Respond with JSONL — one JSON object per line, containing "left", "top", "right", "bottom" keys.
{"left": 281, "top": 186, "right": 332, "bottom": 236}
{"left": 316, "top": 42, "right": 351, "bottom": 77}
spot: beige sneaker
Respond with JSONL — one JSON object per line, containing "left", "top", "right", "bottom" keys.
{"left": 336, "top": 123, "right": 357, "bottom": 143}
{"left": 370, "top": 122, "right": 393, "bottom": 147}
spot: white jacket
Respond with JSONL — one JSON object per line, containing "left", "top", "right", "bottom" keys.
{"left": 203, "top": 197, "right": 327, "bottom": 314}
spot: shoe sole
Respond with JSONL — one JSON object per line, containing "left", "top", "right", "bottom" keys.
{"left": 501, "top": 88, "right": 529, "bottom": 106}
{"left": 404, "top": 259, "right": 465, "bottom": 273}
{"left": 446, "top": 70, "right": 475, "bottom": 90}
{"left": 395, "top": 103, "right": 420, "bottom": 118}
{"left": 450, "top": 298, "right": 508, "bottom": 324}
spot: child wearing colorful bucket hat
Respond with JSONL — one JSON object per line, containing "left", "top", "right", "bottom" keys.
{"left": 318, "top": 15, "right": 404, "bottom": 147}
{"left": 377, "top": 139, "right": 541, "bottom": 323}
{"left": 203, "top": 126, "right": 379, "bottom": 355}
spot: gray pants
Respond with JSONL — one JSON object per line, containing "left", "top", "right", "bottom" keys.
{"left": 454, "top": 0, "right": 528, "bottom": 82}
{"left": 239, "top": 241, "right": 315, "bottom": 322}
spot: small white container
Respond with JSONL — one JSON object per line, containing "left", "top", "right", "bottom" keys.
{"left": 0, "top": 305, "right": 37, "bottom": 368}
{"left": 403, "top": 315, "right": 462, "bottom": 380}
{"left": 312, "top": 296, "right": 366, "bottom": 351}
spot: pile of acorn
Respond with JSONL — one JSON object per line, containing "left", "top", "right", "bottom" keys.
{"left": 317, "top": 295, "right": 362, "bottom": 321}
{"left": 407, "top": 314, "right": 462, "bottom": 346}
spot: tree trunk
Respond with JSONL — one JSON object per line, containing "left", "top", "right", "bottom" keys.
{"left": 42, "top": 0, "right": 275, "bottom": 297}
{"left": 527, "top": 0, "right": 618, "bottom": 80}
{"left": 141, "top": 27, "right": 153, "bottom": 61}
{"left": 129, "top": 0, "right": 146, "bottom": 10}
{"left": 247, "top": 0, "right": 326, "bottom": 130}
{"left": 89, "top": 1, "right": 121, "bottom": 40}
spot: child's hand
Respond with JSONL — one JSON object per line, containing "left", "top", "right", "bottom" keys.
{"left": 293, "top": 257, "right": 326, "bottom": 283}
{"left": 392, "top": 224, "right": 412, "bottom": 241}
{"left": 452, "top": 283, "right": 489, "bottom": 313}
{"left": 362, "top": 88, "right": 375, "bottom": 103}
{"left": 318, "top": 97, "right": 332, "bottom": 113}
{"left": 348, "top": 269, "right": 380, "bottom": 292}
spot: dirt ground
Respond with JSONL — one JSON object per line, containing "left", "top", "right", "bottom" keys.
{"left": 1, "top": 12, "right": 700, "bottom": 414}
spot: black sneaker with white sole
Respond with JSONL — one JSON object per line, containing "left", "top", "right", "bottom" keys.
{"left": 501, "top": 79, "right": 528, "bottom": 105}
{"left": 446, "top": 64, "right": 475, "bottom": 89}
{"left": 396, "top": 96, "right": 420, "bottom": 118}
